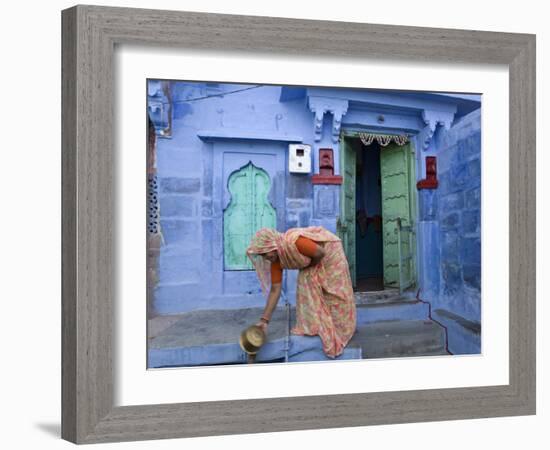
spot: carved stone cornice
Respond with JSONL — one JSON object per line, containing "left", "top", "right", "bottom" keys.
{"left": 418, "top": 109, "right": 456, "bottom": 150}
{"left": 308, "top": 96, "right": 349, "bottom": 143}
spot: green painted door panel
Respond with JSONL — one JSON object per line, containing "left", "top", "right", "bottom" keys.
{"left": 338, "top": 137, "right": 357, "bottom": 286}
{"left": 380, "top": 143, "right": 414, "bottom": 288}
{"left": 224, "top": 162, "right": 276, "bottom": 270}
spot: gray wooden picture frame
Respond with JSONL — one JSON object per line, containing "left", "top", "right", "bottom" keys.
{"left": 61, "top": 4, "right": 536, "bottom": 444}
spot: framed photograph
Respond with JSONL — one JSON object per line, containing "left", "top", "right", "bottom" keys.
{"left": 62, "top": 5, "right": 536, "bottom": 444}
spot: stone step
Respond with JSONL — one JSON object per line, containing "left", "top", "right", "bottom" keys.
{"left": 432, "top": 308, "right": 480, "bottom": 355}
{"left": 356, "top": 300, "right": 429, "bottom": 324}
{"left": 354, "top": 289, "right": 401, "bottom": 305}
{"left": 349, "top": 319, "right": 448, "bottom": 359}
{"left": 148, "top": 307, "right": 447, "bottom": 367}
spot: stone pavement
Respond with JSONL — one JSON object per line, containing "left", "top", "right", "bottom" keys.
{"left": 148, "top": 291, "right": 449, "bottom": 368}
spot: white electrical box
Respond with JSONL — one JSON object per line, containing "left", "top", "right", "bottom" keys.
{"left": 288, "top": 144, "right": 311, "bottom": 174}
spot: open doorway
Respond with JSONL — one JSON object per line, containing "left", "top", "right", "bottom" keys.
{"left": 355, "top": 141, "right": 384, "bottom": 291}
{"left": 339, "top": 133, "right": 417, "bottom": 293}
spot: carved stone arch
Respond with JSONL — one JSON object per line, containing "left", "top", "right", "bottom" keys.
{"left": 223, "top": 161, "right": 277, "bottom": 270}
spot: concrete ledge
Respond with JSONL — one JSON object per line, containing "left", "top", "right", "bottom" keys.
{"left": 289, "top": 346, "right": 362, "bottom": 362}
{"left": 433, "top": 309, "right": 481, "bottom": 355}
{"left": 149, "top": 334, "right": 361, "bottom": 368}
{"left": 147, "top": 303, "right": 446, "bottom": 368}
{"left": 197, "top": 130, "right": 302, "bottom": 143}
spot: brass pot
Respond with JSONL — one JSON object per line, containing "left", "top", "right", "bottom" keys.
{"left": 239, "top": 325, "right": 266, "bottom": 355}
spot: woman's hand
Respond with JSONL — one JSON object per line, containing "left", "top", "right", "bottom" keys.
{"left": 255, "top": 320, "right": 268, "bottom": 335}
{"left": 308, "top": 255, "right": 321, "bottom": 266}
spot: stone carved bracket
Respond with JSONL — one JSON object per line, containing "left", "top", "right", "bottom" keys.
{"left": 147, "top": 80, "right": 172, "bottom": 138}
{"left": 417, "top": 123, "right": 436, "bottom": 151}
{"left": 308, "top": 96, "right": 349, "bottom": 143}
{"left": 419, "top": 109, "right": 456, "bottom": 151}
{"left": 332, "top": 108, "right": 347, "bottom": 143}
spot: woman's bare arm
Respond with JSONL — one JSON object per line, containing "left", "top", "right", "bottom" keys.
{"left": 295, "top": 236, "right": 325, "bottom": 266}
{"left": 256, "top": 282, "right": 282, "bottom": 332}
{"left": 262, "top": 282, "right": 282, "bottom": 320}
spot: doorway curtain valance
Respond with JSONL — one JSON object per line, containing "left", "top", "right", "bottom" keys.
{"left": 358, "top": 132, "right": 409, "bottom": 147}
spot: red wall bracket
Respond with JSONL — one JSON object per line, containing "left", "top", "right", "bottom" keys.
{"left": 417, "top": 156, "right": 438, "bottom": 189}
{"left": 312, "top": 148, "right": 343, "bottom": 184}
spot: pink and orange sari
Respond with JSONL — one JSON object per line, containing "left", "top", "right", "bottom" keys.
{"left": 246, "top": 226, "right": 357, "bottom": 358}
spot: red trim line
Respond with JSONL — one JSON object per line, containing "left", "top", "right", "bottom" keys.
{"left": 416, "top": 179, "right": 438, "bottom": 189}
{"left": 311, "top": 175, "right": 343, "bottom": 185}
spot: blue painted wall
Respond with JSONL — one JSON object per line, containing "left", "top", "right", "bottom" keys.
{"left": 150, "top": 82, "right": 321, "bottom": 314}
{"left": 419, "top": 109, "right": 481, "bottom": 354}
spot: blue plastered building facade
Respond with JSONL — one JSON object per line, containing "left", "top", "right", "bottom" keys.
{"left": 147, "top": 80, "right": 482, "bottom": 356}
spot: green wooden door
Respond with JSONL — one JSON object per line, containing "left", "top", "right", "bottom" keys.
{"left": 338, "top": 137, "right": 357, "bottom": 286}
{"left": 224, "top": 162, "right": 276, "bottom": 270}
{"left": 380, "top": 143, "right": 415, "bottom": 288}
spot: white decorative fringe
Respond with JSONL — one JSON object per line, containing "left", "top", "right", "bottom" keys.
{"left": 359, "top": 132, "right": 409, "bottom": 147}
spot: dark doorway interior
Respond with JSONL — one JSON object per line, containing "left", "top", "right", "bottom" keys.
{"left": 355, "top": 141, "right": 384, "bottom": 291}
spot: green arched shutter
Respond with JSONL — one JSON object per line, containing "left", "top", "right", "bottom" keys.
{"left": 224, "top": 162, "right": 276, "bottom": 270}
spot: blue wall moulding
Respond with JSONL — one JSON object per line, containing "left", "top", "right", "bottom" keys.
{"left": 147, "top": 80, "right": 482, "bottom": 357}
{"left": 310, "top": 185, "right": 339, "bottom": 233}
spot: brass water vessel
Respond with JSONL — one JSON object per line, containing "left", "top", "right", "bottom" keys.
{"left": 239, "top": 325, "right": 266, "bottom": 357}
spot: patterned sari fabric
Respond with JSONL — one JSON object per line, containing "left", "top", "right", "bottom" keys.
{"left": 246, "top": 226, "right": 357, "bottom": 358}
